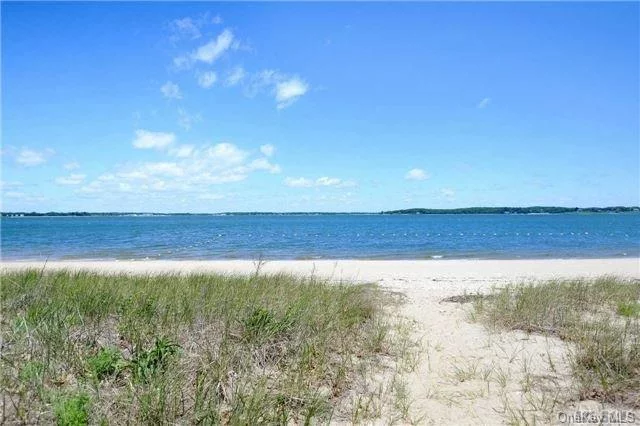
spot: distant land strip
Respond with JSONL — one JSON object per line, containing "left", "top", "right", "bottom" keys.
{"left": 1, "top": 206, "right": 639, "bottom": 217}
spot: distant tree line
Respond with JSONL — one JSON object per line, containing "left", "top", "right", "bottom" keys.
{"left": 1, "top": 206, "right": 638, "bottom": 217}
{"left": 381, "top": 206, "right": 639, "bottom": 215}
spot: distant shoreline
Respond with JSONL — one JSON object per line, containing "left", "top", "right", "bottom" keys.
{"left": 2, "top": 206, "right": 639, "bottom": 217}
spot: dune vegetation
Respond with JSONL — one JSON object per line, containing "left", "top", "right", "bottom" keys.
{"left": 472, "top": 276, "right": 640, "bottom": 409}
{"left": 1, "top": 269, "right": 417, "bottom": 424}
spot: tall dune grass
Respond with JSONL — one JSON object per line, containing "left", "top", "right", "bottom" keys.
{"left": 472, "top": 276, "right": 640, "bottom": 408}
{"left": 1, "top": 269, "right": 413, "bottom": 424}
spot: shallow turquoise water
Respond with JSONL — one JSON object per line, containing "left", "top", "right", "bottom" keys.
{"left": 1, "top": 213, "right": 638, "bottom": 260}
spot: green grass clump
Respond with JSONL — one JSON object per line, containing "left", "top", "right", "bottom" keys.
{"left": 54, "top": 393, "right": 91, "bottom": 426}
{"left": 86, "top": 346, "right": 125, "bottom": 380}
{"left": 617, "top": 301, "right": 640, "bottom": 318}
{"left": 1, "top": 268, "right": 410, "bottom": 424}
{"left": 130, "top": 338, "right": 180, "bottom": 383}
{"left": 472, "top": 276, "right": 640, "bottom": 407}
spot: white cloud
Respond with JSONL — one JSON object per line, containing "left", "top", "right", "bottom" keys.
{"left": 169, "top": 145, "right": 195, "bottom": 158}
{"left": 55, "top": 173, "right": 86, "bottom": 185}
{"left": 225, "top": 66, "right": 245, "bottom": 86}
{"left": 64, "top": 161, "right": 80, "bottom": 170}
{"left": 405, "top": 168, "right": 429, "bottom": 181}
{"left": 172, "top": 29, "right": 236, "bottom": 70}
{"left": 161, "top": 81, "right": 182, "bottom": 99}
{"left": 169, "top": 13, "right": 224, "bottom": 43}
{"left": 245, "top": 158, "right": 281, "bottom": 174}
{"left": 477, "top": 97, "right": 491, "bottom": 109}
{"left": 275, "top": 77, "right": 309, "bottom": 109}
{"left": 142, "top": 162, "right": 184, "bottom": 177}
{"left": 132, "top": 130, "right": 176, "bottom": 150}
{"left": 177, "top": 108, "right": 202, "bottom": 131}
{"left": 197, "top": 71, "right": 217, "bottom": 88}
{"left": 170, "top": 17, "right": 201, "bottom": 41}
{"left": 285, "top": 177, "right": 313, "bottom": 188}
{"left": 244, "top": 69, "right": 281, "bottom": 97}
{"left": 316, "top": 176, "right": 341, "bottom": 186}
{"left": 15, "top": 148, "right": 54, "bottom": 167}
{"left": 203, "top": 142, "right": 248, "bottom": 168}
{"left": 192, "top": 29, "right": 234, "bottom": 64}
{"left": 285, "top": 176, "right": 355, "bottom": 188}
{"left": 173, "top": 55, "right": 190, "bottom": 69}
{"left": 79, "top": 140, "right": 280, "bottom": 198}
{"left": 241, "top": 70, "right": 310, "bottom": 109}
{"left": 260, "top": 144, "right": 275, "bottom": 157}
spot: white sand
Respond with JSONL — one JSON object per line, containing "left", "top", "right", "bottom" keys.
{"left": 3, "top": 258, "right": 639, "bottom": 423}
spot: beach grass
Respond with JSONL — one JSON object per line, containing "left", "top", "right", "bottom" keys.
{"left": 1, "top": 268, "right": 413, "bottom": 424}
{"left": 472, "top": 276, "right": 640, "bottom": 408}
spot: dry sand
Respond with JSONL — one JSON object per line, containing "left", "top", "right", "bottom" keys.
{"left": 3, "top": 258, "right": 639, "bottom": 424}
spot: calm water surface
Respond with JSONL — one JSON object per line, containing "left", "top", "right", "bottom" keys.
{"left": 1, "top": 214, "right": 638, "bottom": 260}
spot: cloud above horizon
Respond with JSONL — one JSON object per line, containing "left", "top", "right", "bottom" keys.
{"left": 405, "top": 168, "right": 430, "bottom": 181}
{"left": 284, "top": 176, "right": 356, "bottom": 188}
{"left": 132, "top": 130, "right": 176, "bottom": 150}
{"left": 15, "top": 148, "right": 54, "bottom": 167}
{"left": 79, "top": 140, "right": 281, "bottom": 197}
{"left": 56, "top": 173, "right": 86, "bottom": 185}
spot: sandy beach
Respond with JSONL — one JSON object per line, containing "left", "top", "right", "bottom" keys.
{"left": 3, "top": 258, "right": 639, "bottom": 424}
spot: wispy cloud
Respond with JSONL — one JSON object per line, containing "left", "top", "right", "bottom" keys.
{"left": 55, "top": 173, "right": 86, "bottom": 185}
{"left": 260, "top": 144, "right": 275, "bottom": 157}
{"left": 15, "top": 148, "right": 54, "bottom": 167}
{"left": 169, "top": 145, "right": 195, "bottom": 158}
{"left": 242, "top": 70, "right": 310, "bottom": 109}
{"left": 285, "top": 176, "right": 356, "bottom": 188}
{"left": 275, "top": 77, "right": 309, "bottom": 109}
{"left": 177, "top": 108, "right": 202, "bottom": 131}
{"left": 197, "top": 71, "right": 217, "bottom": 88}
{"left": 169, "top": 17, "right": 202, "bottom": 41}
{"left": 284, "top": 177, "right": 313, "bottom": 188}
{"left": 64, "top": 161, "right": 80, "bottom": 170}
{"left": 405, "top": 168, "right": 430, "bottom": 181}
{"left": 132, "top": 130, "right": 176, "bottom": 150}
{"left": 160, "top": 81, "right": 182, "bottom": 99}
{"left": 225, "top": 66, "right": 245, "bottom": 86}
{"left": 168, "top": 13, "right": 223, "bottom": 43}
{"left": 477, "top": 97, "right": 491, "bottom": 109}
{"left": 173, "top": 29, "right": 237, "bottom": 70}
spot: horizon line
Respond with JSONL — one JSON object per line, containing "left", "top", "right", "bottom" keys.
{"left": 2, "top": 205, "right": 639, "bottom": 216}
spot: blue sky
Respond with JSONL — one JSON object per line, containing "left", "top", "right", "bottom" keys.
{"left": 2, "top": 2, "right": 638, "bottom": 212}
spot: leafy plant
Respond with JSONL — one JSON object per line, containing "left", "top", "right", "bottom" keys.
{"left": 131, "top": 338, "right": 180, "bottom": 383}
{"left": 54, "top": 393, "right": 91, "bottom": 426}
{"left": 87, "top": 346, "right": 125, "bottom": 380}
